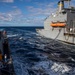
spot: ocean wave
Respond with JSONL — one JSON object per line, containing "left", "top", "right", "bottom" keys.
{"left": 51, "top": 62, "right": 71, "bottom": 74}
{"left": 13, "top": 60, "right": 29, "bottom": 75}
{"left": 7, "top": 34, "right": 19, "bottom": 38}
{"left": 5, "top": 27, "right": 75, "bottom": 75}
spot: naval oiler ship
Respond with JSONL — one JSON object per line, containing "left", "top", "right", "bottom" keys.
{"left": 37, "top": 0, "right": 75, "bottom": 44}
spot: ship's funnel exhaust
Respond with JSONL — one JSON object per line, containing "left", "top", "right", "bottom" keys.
{"left": 58, "top": 0, "right": 64, "bottom": 12}
{"left": 58, "top": 0, "right": 71, "bottom": 12}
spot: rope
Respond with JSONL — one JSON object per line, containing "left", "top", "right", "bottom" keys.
{"left": 43, "top": 28, "right": 62, "bottom": 48}
{"left": 54, "top": 28, "right": 62, "bottom": 40}
{"left": 49, "top": 28, "right": 62, "bottom": 43}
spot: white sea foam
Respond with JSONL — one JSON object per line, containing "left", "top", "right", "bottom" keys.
{"left": 51, "top": 62, "right": 71, "bottom": 74}
{"left": 31, "top": 61, "right": 59, "bottom": 75}
{"left": 7, "top": 34, "right": 19, "bottom": 38}
{"left": 68, "top": 57, "right": 75, "bottom": 62}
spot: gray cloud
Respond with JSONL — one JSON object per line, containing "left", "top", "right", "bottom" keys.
{"left": 27, "top": 2, "right": 56, "bottom": 16}
{"left": 0, "top": 1, "right": 56, "bottom": 26}
{"left": 0, "top": 9, "right": 22, "bottom": 22}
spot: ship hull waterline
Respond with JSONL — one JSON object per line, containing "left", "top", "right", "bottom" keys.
{"left": 36, "top": 28, "right": 75, "bottom": 44}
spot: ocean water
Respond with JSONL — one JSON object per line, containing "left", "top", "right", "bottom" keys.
{"left": 1, "top": 27, "right": 75, "bottom": 75}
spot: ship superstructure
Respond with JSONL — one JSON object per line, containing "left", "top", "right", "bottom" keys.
{"left": 37, "top": 0, "right": 75, "bottom": 44}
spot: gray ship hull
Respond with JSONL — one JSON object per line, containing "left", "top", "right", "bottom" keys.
{"left": 36, "top": 0, "right": 75, "bottom": 44}
{"left": 36, "top": 28, "right": 75, "bottom": 44}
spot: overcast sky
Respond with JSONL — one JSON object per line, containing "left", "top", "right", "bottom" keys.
{"left": 0, "top": 0, "right": 75, "bottom": 26}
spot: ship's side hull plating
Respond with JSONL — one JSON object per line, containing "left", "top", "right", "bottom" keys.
{"left": 37, "top": 28, "right": 75, "bottom": 44}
